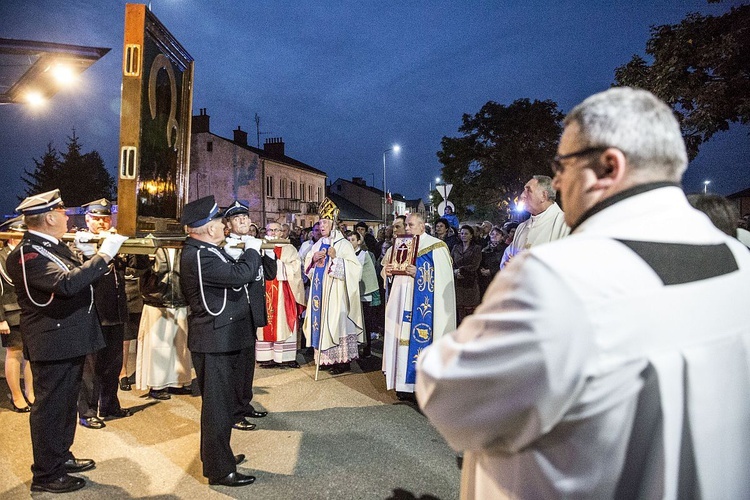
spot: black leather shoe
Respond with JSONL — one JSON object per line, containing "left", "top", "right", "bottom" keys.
{"left": 234, "top": 454, "right": 245, "bottom": 465}
{"left": 31, "top": 474, "right": 86, "bottom": 493}
{"left": 149, "top": 389, "right": 171, "bottom": 400}
{"left": 64, "top": 458, "right": 95, "bottom": 473}
{"left": 167, "top": 385, "right": 193, "bottom": 395}
{"left": 232, "top": 419, "right": 257, "bottom": 431}
{"left": 330, "top": 363, "right": 351, "bottom": 375}
{"left": 119, "top": 377, "right": 131, "bottom": 391}
{"left": 11, "top": 400, "right": 31, "bottom": 413}
{"left": 283, "top": 360, "right": 300, "bottom": 368}
{"left": 245, "top": 409, "right": 268, "bottom": 418}
{"left": 257, "top": 360, "right": 279, "bottom": 368}
{"left": 209, "top": 471, "right": 256, "bottom": 487}
{"left": 100, "top": 408, "right": 132, "bottom": 420}
{"left": 79, "top": 416, "right": 106, "bottom": 429}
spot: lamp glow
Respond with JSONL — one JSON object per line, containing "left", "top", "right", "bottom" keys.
{"left": 51, "top": 63, "right": 77, "bottom": 85}
{"left": 25, "top": 91, "right": 45, "bottom": 107}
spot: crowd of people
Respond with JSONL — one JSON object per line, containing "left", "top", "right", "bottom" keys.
{"left": 2, "top": 87, "right": 750, "bottom": 497}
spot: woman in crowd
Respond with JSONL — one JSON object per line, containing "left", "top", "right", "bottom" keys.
{"left": 0, "top": 219, "right": 34, "bottom": 411}
{"left": 478, "top": 226, "right": 506, "bottom": 299}
{"left": 451, "top": 224, "right": 482, "bottom": 324}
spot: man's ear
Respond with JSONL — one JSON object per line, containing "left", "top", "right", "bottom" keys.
{"left": 593, "top": 148, "right": 625, "bottom": 189}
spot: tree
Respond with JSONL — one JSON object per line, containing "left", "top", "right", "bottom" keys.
{"left": 437, "top": 98, "right": 563, "bottom": 221}
{"left": 613, "top": 4, "right": 750, "bottom": 160}
{"left": 22, "top": 130, "right": 115, "bottom": 205}
{"left": 22, "top": 143, "right": 62, "bottom": 196}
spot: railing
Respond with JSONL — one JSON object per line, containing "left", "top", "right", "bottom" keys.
{"left": 277, "top": 198, "right": 301, "bottom": 212}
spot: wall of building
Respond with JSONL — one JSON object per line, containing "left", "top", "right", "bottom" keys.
{"left": 189, "top": 132, "right": 264, "bottom": 223}
{"left": 330, "top": 179, "right": 382, "bottom": 219}
{"left": 263, "top": 158, "right": 326, "bottom": 229}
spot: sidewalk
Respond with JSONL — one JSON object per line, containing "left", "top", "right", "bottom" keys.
{"left": 0, "top": 346, "right": 460, "bottom": 499}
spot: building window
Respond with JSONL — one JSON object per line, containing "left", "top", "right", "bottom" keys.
{"left": 280, "top": 178, "right": 288, "bottom": 198}
{"left": 266, "top": 175, "right": 274, "bottom": 198}
{"left": 300, "top": 183, "right": 306, "bottom": 202}
{"left": 206, "top": 141, "right": 213, "bottom": 152}
{"left": 309, "top": 185, "right": 313, "bottom": 201}
{"left": 317, "top": 186, "right": 322, "bottom": 202}
{"left": 291, "top": 181, "right": 297, "bottom": 200}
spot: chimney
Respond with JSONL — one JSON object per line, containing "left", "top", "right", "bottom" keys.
{"left": 264, "top": 137, "right": 285, "bottom": 156}
{"left": 352, "top": 177, "right": 366, "bottom": 186}
{"left": 233, "top": 126, "right": 248, "bottom": 146}
{"left": 192, "top": 108, "right": 210, "bottom": 133}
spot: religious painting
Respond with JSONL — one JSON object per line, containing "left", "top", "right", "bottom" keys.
{"left": 389, "top": 234, "right": 419, "bottom": 275}
{"left": 117, "top": 3, "right": 194, "bottom": 236}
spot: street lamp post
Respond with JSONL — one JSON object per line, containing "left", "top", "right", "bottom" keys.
{"left": 703, "top": 180, "right": 711, "bottom": 194}
{"left": 383, "top": 144, "right": 401, "bottom": 225}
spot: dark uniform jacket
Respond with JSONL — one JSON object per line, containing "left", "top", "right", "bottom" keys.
{"left": 0, "top": 245, "right": 21, "bottom": 327}
{"left": 91, "top": 255, "right": 128, "bottom": 326}
{"left": 137, "top": 249, "right": 187, "bottom": 309}
{"left": 6, "top": 232, "right": 108, "bottom": 361}
{"left": 180, "top": 237, "right": 262, "bottom": 354}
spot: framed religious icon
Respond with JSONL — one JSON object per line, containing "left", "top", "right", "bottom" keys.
{"left": 389, "top": 234, "right": 419, "bottom": 275}
{"left": 117, "top": 3, "right": 194, "bottom": 236}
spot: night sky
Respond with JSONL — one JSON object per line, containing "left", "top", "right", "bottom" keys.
{"left": 1, "top": 0, "right": 748, "bottom": 219}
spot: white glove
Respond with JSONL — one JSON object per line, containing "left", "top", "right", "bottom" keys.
{"left": 264, "top": 249, "right": 276, "bottom": 259}
{"left": 241, "top": 235, "right": 262, "bottom": 254}
{"left": 98, "top": 233, "right": 129, "bottom": 259}
{"left": 74, "top": 231, "right": 97, "bottom": 257}
{"left": 224, "top": 236, "right": 242, "bottom": 260}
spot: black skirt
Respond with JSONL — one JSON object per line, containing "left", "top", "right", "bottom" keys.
{"left": 1, "top": 325, "right": 22, "bottom": 348}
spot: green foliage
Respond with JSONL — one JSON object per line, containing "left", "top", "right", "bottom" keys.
{"left": 22, "top": 131, "right": 115, "bottom": 205}
{"left": 437, "top": 98, "right": 563, "bottom": 221}
{"left": 614, "top": 4, "right": 750, "bottom": 160}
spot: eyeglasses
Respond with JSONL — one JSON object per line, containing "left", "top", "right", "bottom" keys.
{"left": 550, "top": 146, "right": 609, "bottom": 175}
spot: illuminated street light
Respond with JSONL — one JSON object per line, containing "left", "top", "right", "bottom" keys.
{"left": 25, "top": 91, "right": 45, "bottom": 107}
{"left": 51, "top": 63, "right": 78, "bottom": 85}
{"left": 0, "top": 38, "right": 110, "bottom": 105}
{"left": 703, "top": 180, "right": 711, "bottom": 194}
{"left": 383, "top": 144, "right": 401, "bottom": 225}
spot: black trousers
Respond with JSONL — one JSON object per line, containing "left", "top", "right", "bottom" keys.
{"left": 192, "top": 350, "right": 242, "bottom": 480}
{"left": 30, "top": 356, "right": 85, "bottom": 483}
{"left": 234, "top": 344, "right": 257, "bottom": 420}
{"left": 78, "top": 324, "right": 124, "bottom": 417}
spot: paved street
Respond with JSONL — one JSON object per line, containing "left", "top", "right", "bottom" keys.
{"left": 0, "top": 347, "right": 460, "bottom": 499}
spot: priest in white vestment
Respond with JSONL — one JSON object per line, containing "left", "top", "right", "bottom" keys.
{"left": 302, "top": 198, "right": 364, "bottom": 375}
{"left": 500, "top": 175, "right": 569, "bottom": 269}
{"left": 417, "top": 88, "right": 750, "bottom": 499}
{"left": 382, "top": 213, "right": 455, "bottom": 394}
{"left": 135, "top": 248, "right": 192, "bottom": 399}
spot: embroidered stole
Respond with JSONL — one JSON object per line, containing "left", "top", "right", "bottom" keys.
{"left": 405, "top": 251, "right": 435, "bottom": 383}
{"left": 309, "top": 241, "right": 330, "bottom": 349}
